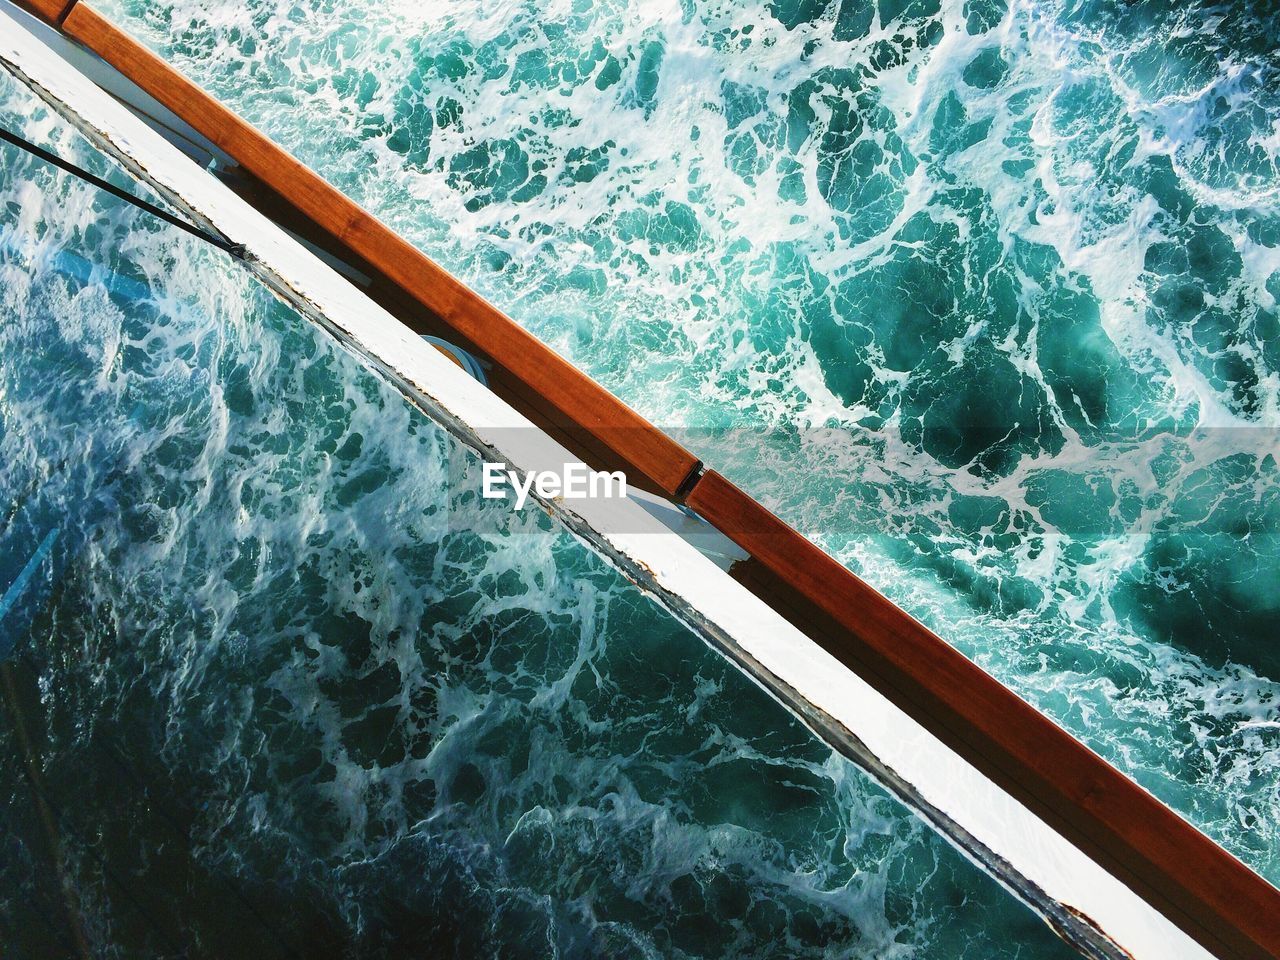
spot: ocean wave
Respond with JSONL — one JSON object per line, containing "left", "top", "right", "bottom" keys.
{"left": 0, "top": 70, "right": 1073, "bottom": 958}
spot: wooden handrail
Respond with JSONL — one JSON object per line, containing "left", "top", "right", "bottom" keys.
{"left": 10, "top": 3, "right": 1280, "bottom": 957}
{"left": 50, "top": 2, "right": 701, "bottom": 499}
{"left": 14, "top": 0, "right": 73, "bottom": 23}
{"left": 685, "top": 470, "right": 1280, "bottom": 960}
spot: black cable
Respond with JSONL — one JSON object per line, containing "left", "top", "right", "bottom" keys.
{"left": 0, "top": 126, "right": 247, "bottom": 259}
{"left": 97, "top": 740, "right": 306, "bottom": 960}
{"left": 0, "top": 826, "right": 81, "bottom": 960}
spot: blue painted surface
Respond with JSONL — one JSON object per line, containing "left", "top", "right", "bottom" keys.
{"left": 0, "top": 528, "right": 59, "bottom": 660}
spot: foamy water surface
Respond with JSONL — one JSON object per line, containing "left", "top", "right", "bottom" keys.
{"left": 89, "top": 0, "right": 1280, "bottom": 883}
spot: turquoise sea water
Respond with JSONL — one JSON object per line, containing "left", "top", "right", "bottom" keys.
{"left": 92, "top": 0, "right": 1280, "bottom": 883}
{"left": 0, "top": 71, "right": 1078, "bottom": 957}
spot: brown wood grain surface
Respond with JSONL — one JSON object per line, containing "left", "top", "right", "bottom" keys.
{"left": 10, "top": 0, "right": 76, "bottom": 23}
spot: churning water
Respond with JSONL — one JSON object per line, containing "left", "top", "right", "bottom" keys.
{"left": 90, "top": 0, "right": 1280, "bottom": 884}
{"left": 0, "top": 67, "right": 1075, "bottom": 958}
{"left": 4, "top": 0, "right": 1280, "bottom": 953}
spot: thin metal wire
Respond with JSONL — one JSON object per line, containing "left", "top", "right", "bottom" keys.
{"left": 0, "top": 126, "right": 246, "bottom": 259}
